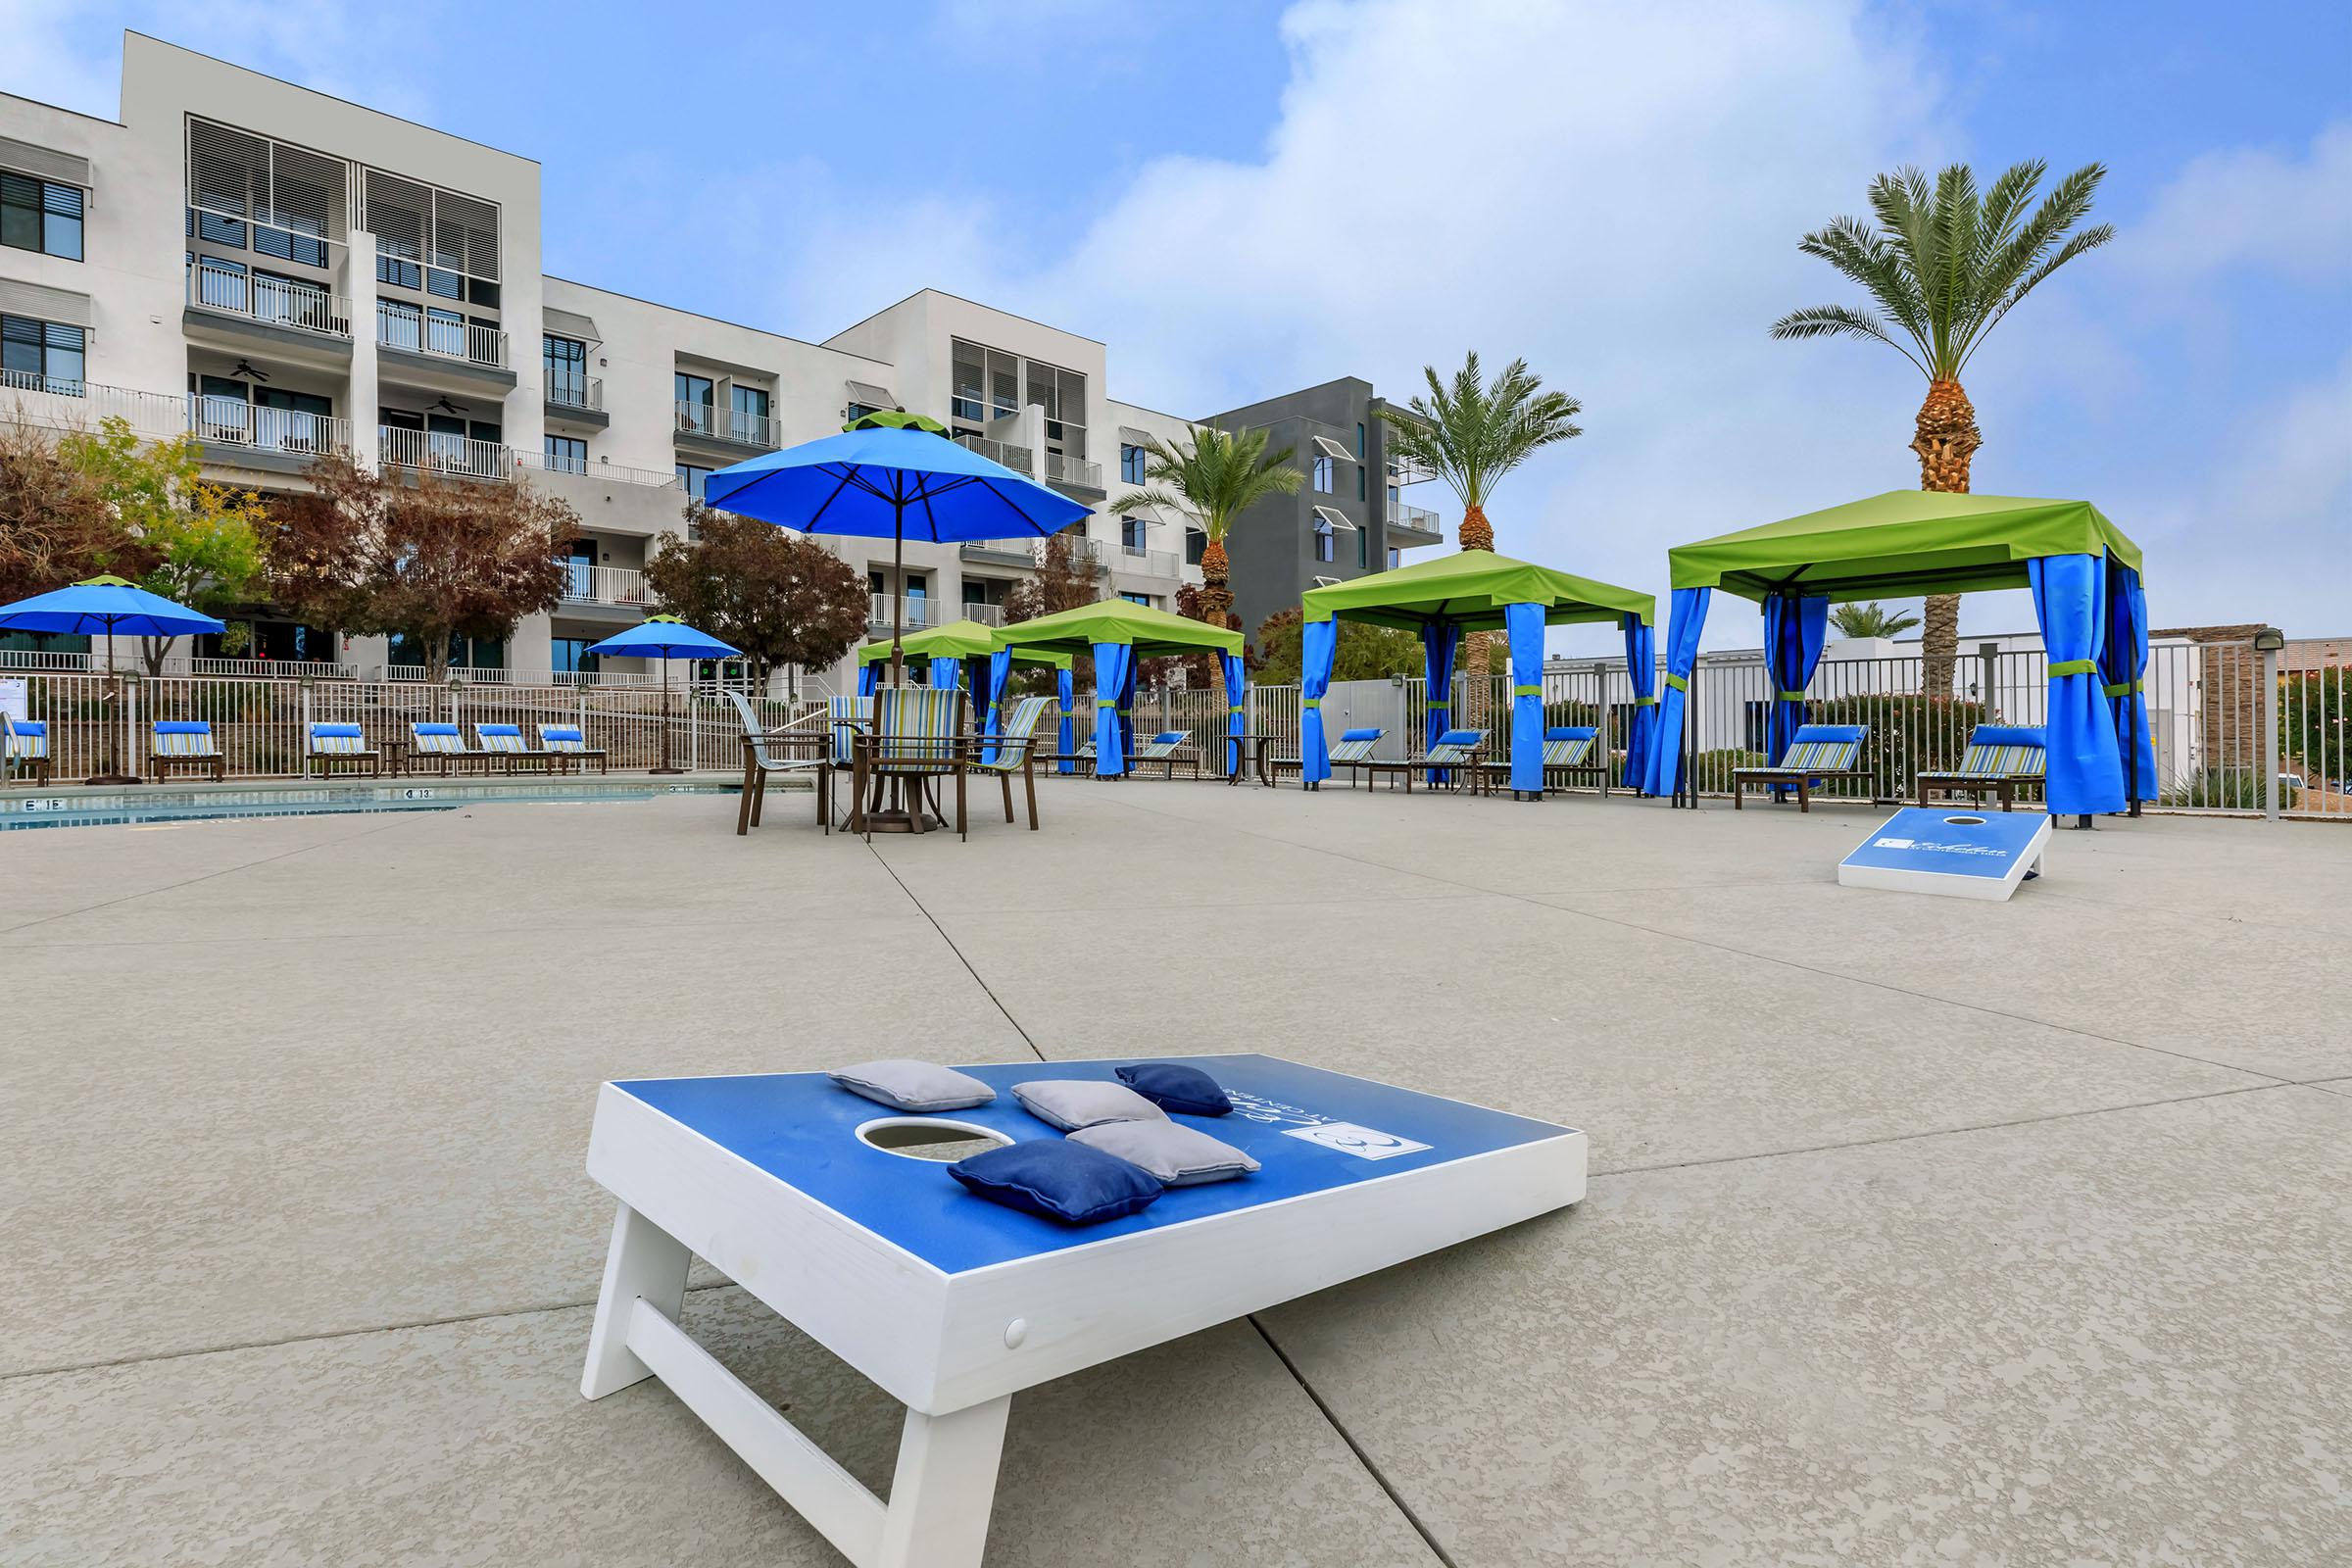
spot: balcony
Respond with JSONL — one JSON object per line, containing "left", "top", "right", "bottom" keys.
{"left": 0, "top": 370, "right": 186, "bottom": 441}
{"left": 380, "top": 424, "right": 515, "bottom": 482}
{"left": 957, "top": 602, "right": 1008, "bottom": 628}
{"left": 1115, "top": 544, "right": 1180, "bottom": 581}
{"left": 556, "top": 562, "right": 652, "bottom": 610}
{"left": 954, "top": 433, "right": 1033, "bottom": 474}
{"left": 376, "top": 302, "right": 511, "bottom": 371}
{"left": 545, "top": 375, "right": 607, "bottom": 427}
{"left": 185, "top": 260, "right": 353, "bottom": 343}
{"left": 189, "top": 399, "right": 355, "bottom": 469}
{"left": 676, "top": 400, "right": 780, "bottom": 453}
{"left": 1388, "top": 501, "right": 1444, "bottom": 538}
{"left": 513, "top": 450, "right": 679, "bottom": 489}
{"left": 868, "top": 595, "right": 947, "bottom": 632}
{"left": 1042, "top": 450, "right": 1103, "bottom": 492}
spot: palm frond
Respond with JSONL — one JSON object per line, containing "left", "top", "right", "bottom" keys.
{"left": 1768, "top": 306, "right": 1931, "bottom": 375}
{"left": 1375, "top": 351, "right": 1582, "bottom": 512}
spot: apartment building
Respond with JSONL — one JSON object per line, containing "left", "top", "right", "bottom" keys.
{"left": 0, "top": 33, "right": 1438, "bottom": 693}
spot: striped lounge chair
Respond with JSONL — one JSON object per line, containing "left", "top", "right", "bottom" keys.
{"left": 1134, "top": 729, "right": 1201, "bottom": 780}
{"left": 726, "top": 692, "right": 828, "bottom": 836}
{"left": 856, "top": 686, "right": 966, "bottom": 840}
{"left": 474, "top": 723, "right": 557, "bottom": 773}
{"left": 1916, "top": 725, "right": 2047, "bottom": 811}
{"left": 408, "top": 721, "right": 494, "bottom": 777}
{"left": 3, "top": 715, "right": 52, "bottom": 785}
{"left": 1478, "top": 725, "right": 1611, "bottom": 797}
{"left": 1266, "top": 727, "right": 1383, "bottom": 789}
{"left": 536, "top": 723, "right": 608, "bottom": 775}
{"left": 973, "top": 694, "right": 1054, "bottom": 829}
{"left": 1732, "top": 723, "right": 1871, "bottom": 812}
{"left": 151, "top": 720, "right": 226, "bottom": 781}
{"left": 305, "top": 722, "right": 380, "bottom": 779}
{"left": 1369, "top": 727, "right": 1492, "bottom": 795}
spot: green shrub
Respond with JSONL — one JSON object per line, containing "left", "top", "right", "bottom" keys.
{"left": 2161, "top": 767, "right": 2301, "bottom": 810}
{"left": 1690, "top": 749, "right": 1768, "bottom": 792}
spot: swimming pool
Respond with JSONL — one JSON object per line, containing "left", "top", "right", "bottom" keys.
{"left": 0, "top": 781, "right": 739, "bottom": 831}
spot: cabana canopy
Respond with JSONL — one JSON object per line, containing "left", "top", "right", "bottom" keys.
{"left": 855, "top": 619, "right": 1070, "bottom": 671}
{"left": 998, "top": 600, "right": 1243, "bottom": 777}
{"left": 1667, "top": 490, "right": 2141, "bottom": 602}
{"left": 1298, "top": 551, "right": 1657, "bottom": 797}
{"left": 1646, "top": 490, "right": 2150, "bottom": 819}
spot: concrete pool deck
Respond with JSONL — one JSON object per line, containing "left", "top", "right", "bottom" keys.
{"left": 2, "top": 785, "right": 2345, "bottom": 1565}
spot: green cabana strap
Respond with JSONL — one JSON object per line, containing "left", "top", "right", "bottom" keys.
{"left": 1426, "top": 699, "right": 1449, "bottom": 710}
{"left": 2102, "top": 679, "right": 2143, "bottom": 697}
{"left": 1777, "top": 689, "right": 1808, "bottom": 703}
{"left": 1096, "top": 697, "right": 1117, "bottom": 707}
{"left": 1512, "top": 684, "right": 1542, "bottom": 698}
{"left": 1663, "top": 672, "right": 1690, "bottom": 694}
{"left": 1635, "top": 696, "right": 1658, "bottom": 707}
{"left": 1227, "top": 706, "right": 1244, "bottom": 715}
{"left": 1300, "top": 698, "right": 1321, "bottom": 710}
{"left": 2049, "top": 660, "right": 2098, "bottom": 677}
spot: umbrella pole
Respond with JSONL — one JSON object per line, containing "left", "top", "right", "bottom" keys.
{"left": 89, "top": 620, "right": 138, "bottom": 787}
{"left": 652, "top": 651, "right": 684, "bottom": 775}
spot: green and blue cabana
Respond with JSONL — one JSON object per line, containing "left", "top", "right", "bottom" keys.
{"left": 996, "top": 600, "right": 1244, "bottom": 777}
{"left": 1645, "top": 490, "right": 2152, "bottom": 820}
{"left": 855, "top": 618, "right": 1075, "bottom": 762}
{"left": 1298, "top": 551, "right": 1656, "bottom": 798}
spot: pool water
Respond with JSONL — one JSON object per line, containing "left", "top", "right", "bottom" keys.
{"left": 0, "top": 781, "right": 737, "bottom": 831}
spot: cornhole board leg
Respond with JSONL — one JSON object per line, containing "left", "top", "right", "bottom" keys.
{"left": 580, "top": 1201, "right": 1009, "bottom": 1568}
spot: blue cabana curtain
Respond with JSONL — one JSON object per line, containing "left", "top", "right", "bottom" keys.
{"left": 1219, "top": 651, "right": 1247, "bottom": 778}
{"left": 2101, "top": 560, "right": 2157, "bottom": 804}
{"left": 981, "top": 648, "right": 1012, "bottom": 764}
{"left": 1621, "top": 612, "right": 1656, "bottom": 790}
{"left": 1118, "top": 654, "right": 1139, "bottom": 770}
{"left": 858, "top": 661, "right": 879, "bottom": 698}
{"left": 1504, "top": 601, "right": 1544, "bottom": 795}
{"left": 1761, "top": 592, "right": 1830, "bottom": 767}
{"left": 1299, "top": 617, "right": 1337, "bottom": 784}
{"left": 2029, "top": 554, "right": 2125, "bottom": 816}
{"left": 1420, "top": 621, "right": 1458, "bottom": 784}
{"left": 1055, "top": 667, "right": 1075, "bottom": 774}
{"left": 1093, "top": 640, "right": 1134, "bottom": 776}
{"left": 1642, "top": 588, "right": 1710, "bottom": 798}
{"left": 929, "top": 656, "right": 962, "bottom": 698}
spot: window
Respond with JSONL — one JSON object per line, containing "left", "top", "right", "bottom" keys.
{"left": 675, "top": 464, "right": 712, "bottom": 504}
{"left": 3, "top": 173, "right": 83, "bottom": 260}
{"left": 1356, "top": 527, "right": 1367, "bottom": 569}
{"left": 1121, "top": 515, "right": 1148, "bottom": 552}
{"left": 252, "top": 221, "right": 326, "bottom": 268}
{"left": 375, "top": 254, "right": 422, "bottom": 291}
{"left": 1311, "top": 455, "right": 1334, "bottom": 493}
{"left": 1186, "top": 529, "right": 1205, "bottom": 566}
{"left": 1313, "top": 518, "right": 1335, "bottom": 564}
{"left": 676, "top": 371, "right": 714, "bottom": 435}
{"left": 1356, "top": 421, "right": 1366, "bottom": 458}
{"left": 1, "top": 316, "right": 84, "bottom": 394}
{"left": 1119, "top": 443, "right": 1147, "bottom": 484}
{"left": 1120, "top": 592, "right": 1152, "bottom": 607}
{"left": 544, "top": 335, "right": 588, "bottom": 406}
{"left": 951, "top": 338, "right": 1022, "bottom": 427}
{"left": 730, "top": 384, "right": 770, "bottom": 444}
{"left": 253, "top": 385, "right": 332, "bottom": 452}
{"left": 424, "top": 307, "right": 466, "bottom": 357}
{"left": 467, "top": 278, "right": 500, "bottom": 309}
{"left": 1026, "top": 360, "right": 1088, "bottom": 459}
{"left": 1387, "top": 483, "right": 1399, "bottom": 510}
{"left": 377, "top": 299, "right": 422, "bottom": 351}
{"left": 1357, "top": 466, "right": 1366, "bottom": 503}
{"left": 545, "top": 435, "right": 587, "bottom": 475}
{"left": 553, "top": 637, "right": 600, "bottom": 676}
{"left": 1388, "top": 547, "right": 1400, "bottom": 570}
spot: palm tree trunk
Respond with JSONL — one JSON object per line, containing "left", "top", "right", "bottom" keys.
{"left": 1200, "top": 536, "right": 1233, "bottom": 630}
{"left": 1458, "top": 504, "right": 1497, "bottom": 720}
{"left": 1912, "top": 377, "right": 1981, "bottom": 696}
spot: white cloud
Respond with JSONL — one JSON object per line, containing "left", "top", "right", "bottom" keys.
{"left": 0, "top": 0, "right": 117, "bottom": 117}
{"left": 2125, "top": 121, "right": 2352, "bottom": 290}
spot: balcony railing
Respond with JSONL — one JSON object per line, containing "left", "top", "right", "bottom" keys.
{"left": 186, "top": 259, "right": 352, "bottom": 339}
{"left": 1042, "top": 450, "right": 1102, "bottom": 489}
{"left": 557, "top": 562, "right": 652, "bottom": 608}
{"left": 189, "top": 398, "right": 354, "bottom": 462}
{"left": 954, "top": 433, "right": 1033, "bottom": 473}
{"left": 1389, "top": 501, "right": 1443, "bottom": 535}
{"left": 958, "top": 603, "right": 1007, "bottom": 627}
{"left": 1116, "top": 545, "right": 1180, "bottom": 579}
{"left": 512, "top": 450, "right": 681, "bottom": 489}
{"left": 545, "top": 375, "right": 603, "bottom": 412}
{"left": 1, "top": 370, "right": 187, "bottom": 440}
{"left": 380, "top": 424, "right": 515, "bottom": 481}
{"left": 676, "top": 400, "right": 779, "bottom": 449}
{"left": 185, "top": 658, "right": 358, "bottom": 679}
{"left": 0, "top": 648, "right": 95, "bottom": 671}
{"left": 867, "top": 595, "right": 945, "bottom": 631}
{"left": 377, "top": 301, "right": 510, "bottom": 368}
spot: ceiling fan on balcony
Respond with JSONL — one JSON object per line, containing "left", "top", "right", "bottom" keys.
{"left": 229, "top": 359, "right": 270, "bottom": 383}
{"left": 429, "top": 396, "right": 466, "bottom": 416}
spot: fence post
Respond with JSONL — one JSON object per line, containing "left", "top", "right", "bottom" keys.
{"left": 2258, "top": 628, "right": 2283, "bottom": 822}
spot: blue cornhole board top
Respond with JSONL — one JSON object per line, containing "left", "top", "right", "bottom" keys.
{"left": 1838, "top": 806, "right": 2050, "bottom": 902}
{"left": 612, "top": 1054, "right": 1578, "bottom": 1276}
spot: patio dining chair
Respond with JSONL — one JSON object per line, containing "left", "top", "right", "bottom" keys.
{"left": 151, "top": 720, "right": 227, "bottom": 781}
{"left": 969, "top": 693, "right": 1054, "bottom": 830}
{"left": 1133, "top": 730, "right": 1202, "bottom": 780}
{"left": 855, "top": 686, "right": 967, "bottom": 840}
{"left": 473, "top": 723, "right": 559, "bottom": 774}
{"left": 3, "top": 715, "right": 53, "bottom": 786}
{"left": 1916, "top": 724, "right": 2046, "bottom": 811}
{"left": 726, "top": 691, "right": 829, "bottom": 836}
{"left": 305, "top": 722, "right": 381, "bottom": 779}
{"left": 536, "top": 723, "right": 609, "bottom": 775}
{"left": 1732, "top": 723, "right": 1871, "bottom": 812}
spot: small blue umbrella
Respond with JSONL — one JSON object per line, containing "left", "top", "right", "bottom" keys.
{"left": 585, "top": 614, "right": 743, "bottom": 775}
{"left": 0, "top": 575, "right": 227, "bottom": 784}
{"left": 703, "top": 421, "right": 1090, "bottom": 684}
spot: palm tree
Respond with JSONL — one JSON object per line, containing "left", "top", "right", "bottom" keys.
{"left": 1379, "top": 352, "right": 1583, "bottom": 682}
{"left": 1108, "top": 424, "right": 1301, "bottom": 631}
{"left": 1772, "top": 160, "right": 2113, "bottom": 692}
{"left": 1828, "top": 601, "right": 1921, "bottom": 640}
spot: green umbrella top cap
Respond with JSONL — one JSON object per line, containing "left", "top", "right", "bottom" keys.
{"left": 75, "top": 574, "right": 137, "bottom": 588}
{"left": 843, "top": 408, "right": 950, "bottom": 435}
{"left": 644, "top": 613, "right": 686, "bottom": 624}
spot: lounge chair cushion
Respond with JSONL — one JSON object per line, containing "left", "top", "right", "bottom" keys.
{"left": 1010, "top": 1078, "right": 1168, "bottom": 1133}
{"left": 948, "top": 1139, "right": 1165, "bottom": 1225}
{"left": 1068, "top": 1119, "right": 1259, "bottom": 1186}
{"left": 829, "top": 1058, "right": 997, "bottom": 1113}
{"left": 1114, "top": 1061, "right": 1234, "bottom": 1116}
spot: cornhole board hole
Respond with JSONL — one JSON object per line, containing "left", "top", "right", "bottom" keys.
{"left": 580, "top": 1054, "right": 1585, "bottom": 1568}
{"left": 1838, "top": 806, "right": 2051, "bottom": 901}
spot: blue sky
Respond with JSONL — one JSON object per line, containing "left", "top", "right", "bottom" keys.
{"left": 8, "top": 0, "right": 2347, "bottom": 646}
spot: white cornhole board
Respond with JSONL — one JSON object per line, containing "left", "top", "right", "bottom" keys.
{"left": 580, "top": 1053, "right": 1585, "bottom": 1568}
{"left": 1838, "top": 806, "right": 2050, "bottom": 901}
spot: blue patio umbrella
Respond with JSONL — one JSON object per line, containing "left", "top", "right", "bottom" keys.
{"left": 702, "top": 419, "right": 1090, "bottom": 686}
{"left": 0, "top": 575, "right": 226, "bottom": 784}
{"left": 585, "top": 614, "right": 742, "bottom": 775}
